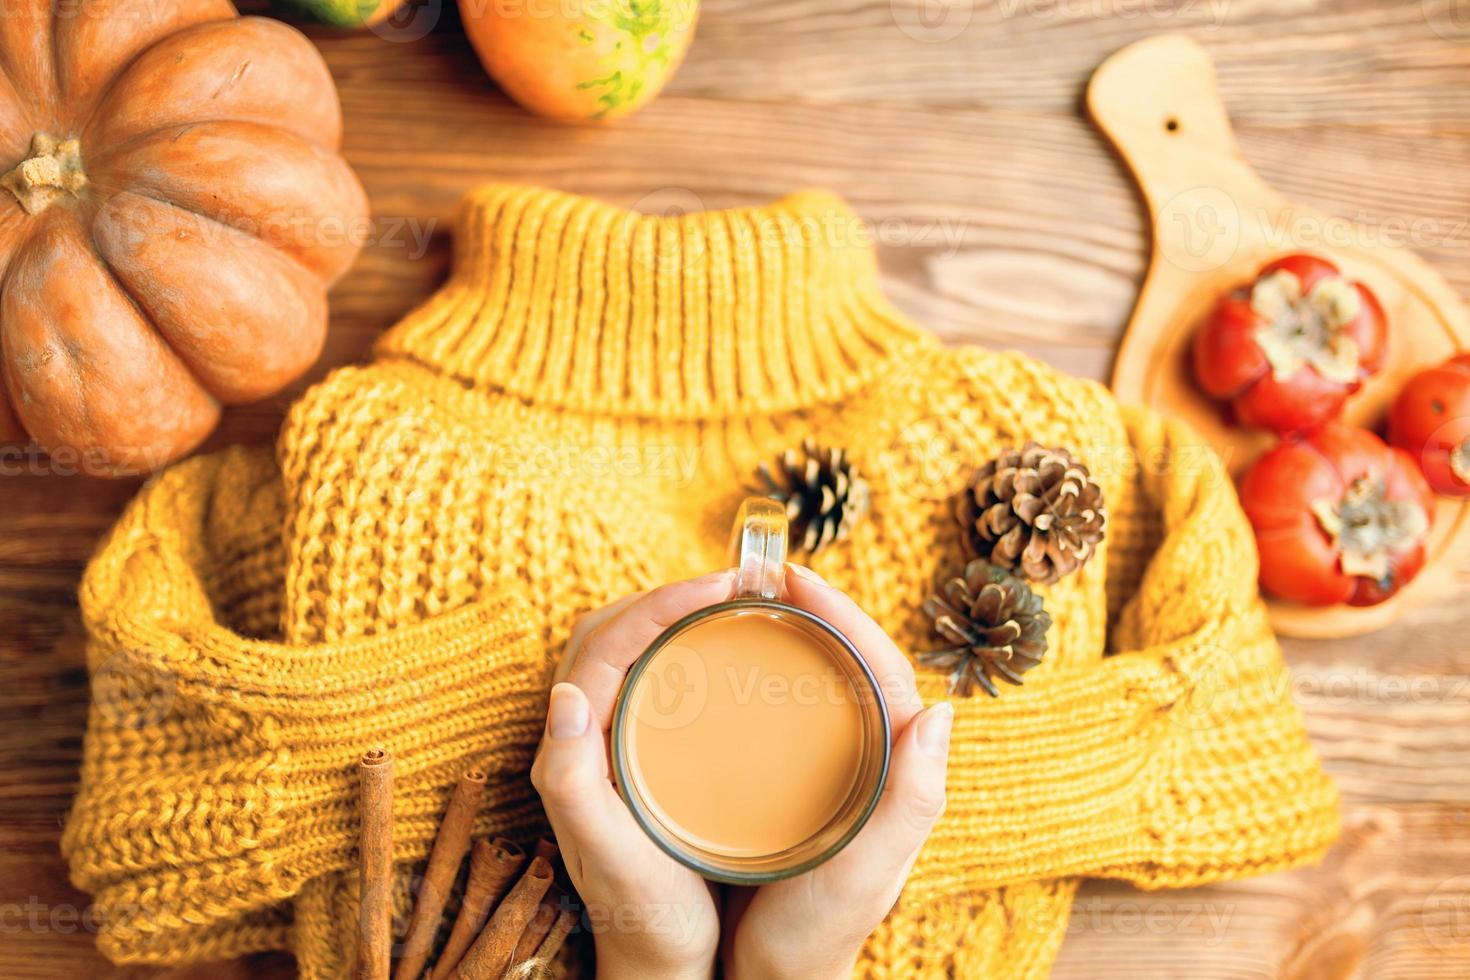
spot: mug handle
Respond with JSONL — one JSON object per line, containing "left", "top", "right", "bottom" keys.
{"left": 729, "top": 497, "right": 788, "bottom": 600}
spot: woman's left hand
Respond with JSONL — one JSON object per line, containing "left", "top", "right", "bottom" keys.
{"left": 532, "top": 571, "right": 740, "bottom": 980}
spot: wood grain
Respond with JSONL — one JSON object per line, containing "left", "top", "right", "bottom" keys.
{"left": 3, "top": 2, "right": 1469, "bottom": 977}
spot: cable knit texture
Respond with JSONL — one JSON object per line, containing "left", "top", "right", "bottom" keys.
{"left": 64, "top": 185, "right": 1339, "bottom": 979}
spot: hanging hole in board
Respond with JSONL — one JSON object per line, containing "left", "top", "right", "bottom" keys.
{"left": 1165, "top": 117, "right": 1180, "bottom": 133}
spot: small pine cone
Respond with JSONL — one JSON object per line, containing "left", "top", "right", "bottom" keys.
{"left": 918, "top": 560, "right": 1051, "bottom": 698}
{"left": 957, "top": 442, "right": 1106, "bottom": 585}
{"left": 754, "top": 439, "right": 870, "bottom": 554}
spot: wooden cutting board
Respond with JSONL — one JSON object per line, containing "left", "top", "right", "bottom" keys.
{"left": 1089, "top": 34, "right": 1470, "bottom": 639}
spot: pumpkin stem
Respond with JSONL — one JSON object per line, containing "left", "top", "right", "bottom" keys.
{"left": 1310, "top": 476, "right": 1428, "bottom": 584}
{"left": 1, "top": 132, "right": 88, "bottom": 215}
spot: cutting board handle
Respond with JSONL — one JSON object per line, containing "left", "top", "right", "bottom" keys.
{"left": 1086, "top": 34, "right": 1267, "bottom": 213}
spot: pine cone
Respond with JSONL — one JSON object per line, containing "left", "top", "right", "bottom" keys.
{"left": 754, "top": 439, "right": 870, "bottom": 554}
{"left": 918, "top": 561, "right": 1050, "bottom": 698}
{"left": 957, "top": 442, "right": 1105, "bottom": 585}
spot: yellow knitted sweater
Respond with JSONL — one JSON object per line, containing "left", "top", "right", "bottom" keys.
{"left": 64, "top": 185, "right": 1339, "bottom": 979}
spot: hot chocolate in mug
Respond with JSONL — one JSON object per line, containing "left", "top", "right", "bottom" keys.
{"left": 611, "top": 497, "right": 892, "bottom": 884}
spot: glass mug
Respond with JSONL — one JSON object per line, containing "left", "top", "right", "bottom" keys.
{"left": 610, "top": 497, "right": 891, "bottom": 884}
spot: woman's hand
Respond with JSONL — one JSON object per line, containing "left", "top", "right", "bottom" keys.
{"left": 719, "top": 564, "right": 953, "bottom": 980}
{"left": 531, "top": 565, "right": 950, "bottom": 980}
{"left": 531, "top": 571, "right": 736, "bottom": 980}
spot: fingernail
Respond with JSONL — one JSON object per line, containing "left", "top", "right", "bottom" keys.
{"left": 917, "top": 702, "right": 953, "bottom": 759}
{"left": 547, "top": 683, "right": 590, "bottom": 739}
{"left": 695, "top": 569, "right": 734, "bottom": 585}
{"left": 786, "top": 562, "right": 827, "bottom": 586}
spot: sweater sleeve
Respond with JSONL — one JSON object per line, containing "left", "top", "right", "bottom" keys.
{"left": 909, "top": 407, "right": 1339, "bottom": 897}
{"left": 62, "top": 446, "right": 550, "bottom": 967}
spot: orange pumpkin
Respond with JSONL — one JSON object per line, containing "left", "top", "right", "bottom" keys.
{"left": 0, "top": 2, "right": 368, "bottom": 476}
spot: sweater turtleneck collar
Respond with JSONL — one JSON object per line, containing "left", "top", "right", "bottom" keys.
{"left": 375, "top": 185, "right": 935, "bottom": 418}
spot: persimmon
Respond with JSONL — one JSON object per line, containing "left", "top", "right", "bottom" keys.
{"left": 1193, "top": 254, "right": 1387, "bottom": 434}
{"left": 1388, "top": 353, "right": 1470, "bottom": 497}
{"left": 1240, "top": 424, "right": 1433, "bottom": 606}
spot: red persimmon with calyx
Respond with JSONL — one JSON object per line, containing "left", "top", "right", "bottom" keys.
{"left": 1193, "top": 254, "right": 1388, "bottom": 433}
{"left": 1388, "top": 353, "right": 1470, "bottom": 497}
{"left": 1240, "top": 424, "right": 1433, "bottom": 607}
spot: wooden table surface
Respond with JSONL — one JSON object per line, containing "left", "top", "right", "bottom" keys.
{"left": 4, "top": 2, "right": 1469, "bottom": 977}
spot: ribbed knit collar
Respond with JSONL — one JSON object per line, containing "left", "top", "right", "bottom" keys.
{"left": 375, "top": 185, "right": 936, "bottom": 418}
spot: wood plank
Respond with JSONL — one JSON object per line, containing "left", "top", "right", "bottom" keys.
{"left": 678, "top": 0, "right": 1470, "bottom": 131}
{"left": 1055, "top": 806, "right": 1470, "bottom": 979}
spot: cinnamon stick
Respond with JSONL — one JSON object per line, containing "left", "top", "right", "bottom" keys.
{"left": 534, "top": 908, "right": 579, "bottom": 966}
{"left": 507, "top": 889, "right": 560, "bottom": 968}
{"left": 507, "top": 840, "right": 563, "bottom": 968}
{"left": 448, "top": 855, "right": 554, "bottom": 980}
{"left": 357, "top": 748, "right": 394, "bottom": 980}
{"left": 504, "top": 907, "right": 579, "bottom": 980}
{"left": 531, "top": 838, "right": 559, "bottom": 867}
{"left": 395, "top": 768, "right": 489, "bottom": 980}
{"left": 429, "top": 838, "right": 525, "bottom": 980}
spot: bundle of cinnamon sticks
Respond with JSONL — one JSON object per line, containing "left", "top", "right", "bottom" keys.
{"left": 357, "top": 748, "right": 579, "bottom": 980}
